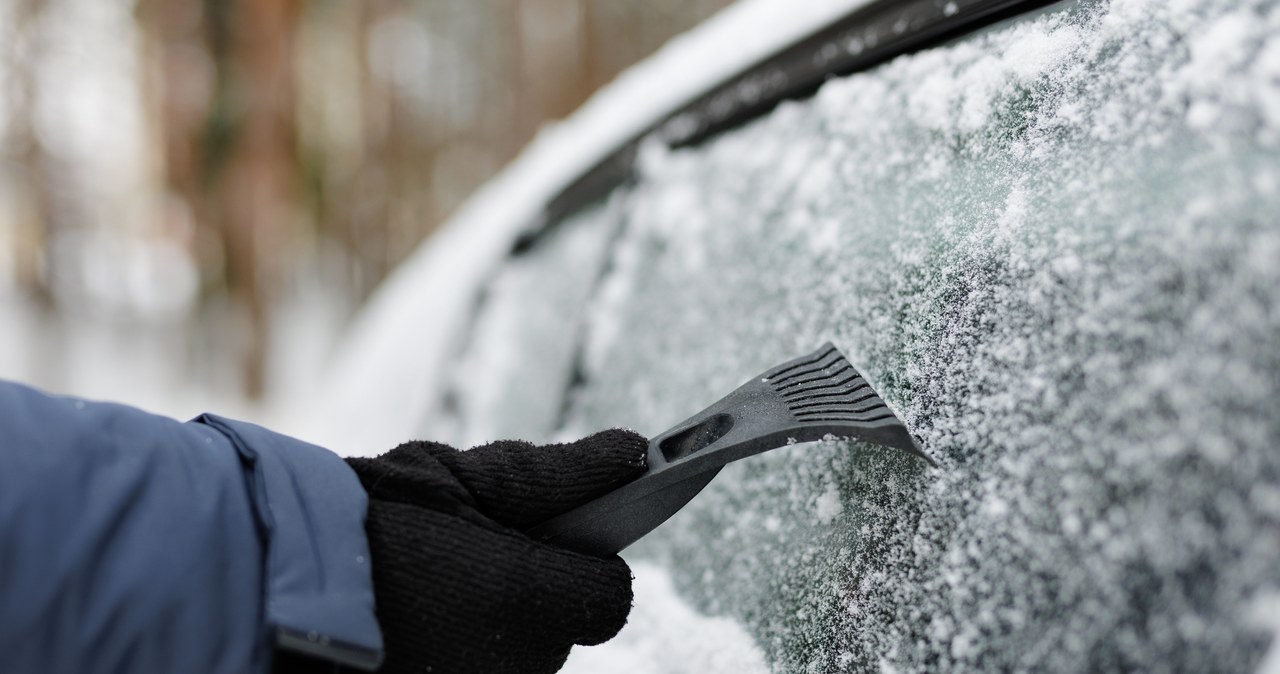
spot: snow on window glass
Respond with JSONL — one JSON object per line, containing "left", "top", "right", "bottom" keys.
{"left": 458, "top": 0, "right": 1280, "bottom": 671}
{"left": 440, "top": 200, "right": 618, "bottom": 447}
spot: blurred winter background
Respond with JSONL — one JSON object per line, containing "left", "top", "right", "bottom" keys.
{"left": 0, "top": 0, "right": 731, "bottom": 422}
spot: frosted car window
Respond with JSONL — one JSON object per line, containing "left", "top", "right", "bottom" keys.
{"left": 466, "top": 0, "right": 1280, "bottom": 671}
{"left": 440, "top": 200, "right": 618, "bottom": 446}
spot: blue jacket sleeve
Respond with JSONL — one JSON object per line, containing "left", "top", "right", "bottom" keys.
{"left": 0, "top": 381, "right": 384, "bottom": 674}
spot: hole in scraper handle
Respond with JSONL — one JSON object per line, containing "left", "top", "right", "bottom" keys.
{"left": 658, "top": 413, "right": 734, "bottom": 463}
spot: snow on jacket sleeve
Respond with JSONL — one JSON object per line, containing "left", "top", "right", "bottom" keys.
{"left": 0, "top": 381, "right": 384, "bottom": 674}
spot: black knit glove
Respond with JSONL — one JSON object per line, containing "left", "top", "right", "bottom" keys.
{"left": 278, "top": 429, "right": 647, "bottom": 674}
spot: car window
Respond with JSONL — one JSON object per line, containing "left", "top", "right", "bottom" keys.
{"left": 440, "top": 198, "right": 619, "bottom": 446}
{"left": 452, "top": 0, "right": 1280, "bottom": 671}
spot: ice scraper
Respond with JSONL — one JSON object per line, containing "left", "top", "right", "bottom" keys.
{"left": 527, "top": 343, "right": 933, "bottom": 555}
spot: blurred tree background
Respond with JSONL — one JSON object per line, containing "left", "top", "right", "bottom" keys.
{"left": 0, "top": 0, "right": 730, "bottom": 409}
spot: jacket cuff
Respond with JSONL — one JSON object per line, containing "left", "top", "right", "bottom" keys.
{"left": 195, "top": 415, "right": 385, "bottom": 671}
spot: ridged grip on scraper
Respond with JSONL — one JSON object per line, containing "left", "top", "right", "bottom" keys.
{"left": 525, "top": 343, "right": 933, "bottom": 556}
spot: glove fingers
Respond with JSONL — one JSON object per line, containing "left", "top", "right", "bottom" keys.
{"left": 499, "top": 532, "right": 636, "bottom": 647}
{"left": 435, "top": 429, "right": 648, "bottom": 528}
{"left": 366, "top": 502, "right": 634, "bottom": 673}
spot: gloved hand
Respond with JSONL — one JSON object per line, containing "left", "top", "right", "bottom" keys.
{"left": 278, "top": 429, "right": 648, "bottom": 674}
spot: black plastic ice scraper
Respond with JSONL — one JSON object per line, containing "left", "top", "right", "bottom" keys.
{"left": 527, "top": 343, "right": 934, "bottom": 556}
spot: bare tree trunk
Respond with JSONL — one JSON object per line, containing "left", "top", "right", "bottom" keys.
{"left": 139, "top": 0, "right": 296, "bottom": 398}
{"left": 208, "top": 0, "right": 302, "bottom": 399}
{"left": 8, "top": 0, "right": 55, "bottom": 308}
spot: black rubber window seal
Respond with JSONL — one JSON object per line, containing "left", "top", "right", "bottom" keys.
{"left": 514, "top": 0, "right": 1066, "bottom": 254}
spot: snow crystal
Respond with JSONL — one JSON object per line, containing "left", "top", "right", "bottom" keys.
{"left": 1252, "top": 593, "right": 1280, "bottom": 674}
{"left": 815, "top": 485, "right": 845, "bottom": 525}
